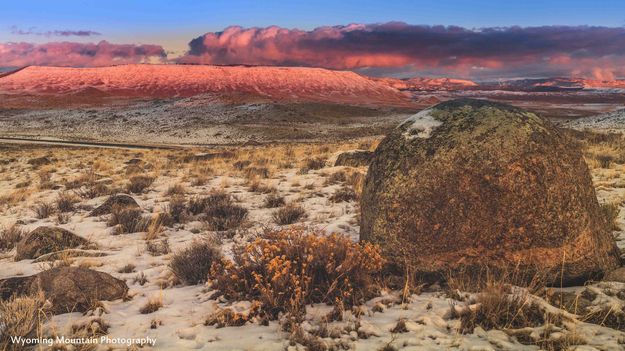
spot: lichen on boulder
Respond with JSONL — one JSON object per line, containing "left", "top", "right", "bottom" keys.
{"left": 334, "top": 150, "right": 374, "bottom": 167}
{"left": 15, "top": 226, "right": 92, "bottom": 261}
{"left": 0, "top": 267, "right": 128, "bottom": 314}
{"left": 89, "top": 193, "right": 139, "bottom": 216}
{"left": 360, "top": 99, "right": 621, "bottom": 285}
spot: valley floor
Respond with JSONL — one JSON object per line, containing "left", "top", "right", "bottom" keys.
{"left": 0, "top": 96, "right": 412, "bottom": 146}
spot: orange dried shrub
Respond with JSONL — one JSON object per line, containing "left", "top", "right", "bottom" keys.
{"left": 211, "top": 228, "right": 384, "bottom": 320}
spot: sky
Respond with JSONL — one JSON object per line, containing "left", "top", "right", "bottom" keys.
{"left": 1, "top": 0, "right": 625, "bottom": 79}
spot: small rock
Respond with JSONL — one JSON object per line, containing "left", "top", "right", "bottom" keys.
{"left": 15, "top": 226, "right": 91, "bottom": 261}
{"left": 0, "top": 267, "right": 128, "bottom": 314}
{"left": 89, "top": 194, "right": 140, "bottom": 216}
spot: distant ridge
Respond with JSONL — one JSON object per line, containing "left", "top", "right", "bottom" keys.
{"left": 372, "top": 77, "right": 478, "bottom": 91}
{"left": 372, "top": 75, "right": 625, "bottom": 92}
{"left": 0, "top": 64, "right": 412, "bottom": 107}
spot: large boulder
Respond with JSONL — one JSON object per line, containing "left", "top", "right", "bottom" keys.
{"left": 360, "top": 99, "right": 620, "bottom": 285}
{"left": 15, "top": 226, "right": 91, "bottom": 261}
{"left": 89, "top": 194, "right": 139, "bottom": 216}
{"left": 0, "top": 267, "right": 128, "bottom": 314}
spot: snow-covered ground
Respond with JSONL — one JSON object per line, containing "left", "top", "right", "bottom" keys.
{"left": 1, "top": 141, "right": 625, "bottom": 350}
{"left": 566, "top": 109, "right": 625, "bottom": 132}
{"left": 0, "top": 95, "right": 411, "bottom": 145}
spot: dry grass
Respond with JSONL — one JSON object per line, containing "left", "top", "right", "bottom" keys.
{"left": 346, "top": 171, "right": 365, "bottom": 198}
{"left": 580, "top": 304, "right": 625, "bottom": 331}
{"left": 0, "top": 294, "right": 47, "bottom": 350}
{"left": 444, "top": 265, "right": 548, "bottom": 296}
{"left": 37, "top": 168, "right": 53, "bottom": 190}
{"left": 324, "top": 170, "right": 347, "bottom": 185}
{"left": 165, "top": 183, "right": 186, "bottom": 196}
{"left": 108, "top": 205, "right": 148, "bottom": 234}
{"left": 66, "top": 317, "right": 110, "bottom": 350}
{"left": 80, "top": 182, "right": 112, "bottom": 199}
{"left": 144, "top": 214, "right": 167, "bottom": 241}
{"left": 263, "top": 193, "right": 285, "bottom": 208}
{"left": 64, "top": 169, "right": 98, "bottom": 190}
{"left": 134, "top": 272, "right": 149, "bottom": 286}
{"left": 140, "top": 294, "right": 164, "bottom": 314}
{"left": 118, "top": 263, "right": 136, "bottom": 273}
{"left": 0, "top": 224, "right": 23, "bottom": 252}
{"left": 0, "top": 188, "right": 34, "bottom": 206}
{"left": 33, "top": 201, "right": 55, "bottom": 219}
{"left": 247, "top": 178, "right": 275, "bottom": 194}
{"left": 272, "top": 203, "right": 307, "bottom": 225}
{"left": 299, "top": 157, "right": 327, "bottom": 174}
{"left": 600, "top": 201, "right": 621, "bottom": 231}
{"left": 457, "top": 284, "right": 548, "bottom": 333}
{"left": 201, "top": 193, "right": 248, "bottom": 231}
{"left": 329, "top": 186, "right": 357, "bottom": 203}
{"left": 547, "top": 287, "right": 625, "bottom": 331}
{"left": 188, "top": 193, "right": 226, "bottom": 215}
{"left": 571, "top": 130, "right": 625, "bottom": 170}
{"left": 146, "top": 238, "right": 170, "bottom": 256}
{"left": 126, "top": 175, "right": 155, "bottom": 194}
{"left": 165, "top": 195, "right": 188, "bottom": 224}
{"left": 169, "top": 239, "right": 222, "bottom": 285}
{"left": 0, "top": 188, "right": 32, "bottom": 207}
{"left": 586, "top": 145, "right": 623, "bottom": 169}
{"left": 56, "top": 191, "right": 79, "bottom": 213}
{"left": 244, "top": 167, "right": 270, "bottom": 179}
{"left": 56, "top": 212, "right": 71, "bottom": 224}
{"left": 233, "top": 160, "right": 252, "bottom": 170}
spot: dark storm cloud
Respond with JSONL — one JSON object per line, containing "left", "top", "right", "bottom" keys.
{"left": 178, "top": 23, "right": 625, "bottom": 79}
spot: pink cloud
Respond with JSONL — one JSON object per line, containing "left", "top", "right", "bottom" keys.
{"left": 179, "top": 24, "right": 625, "bottom": 79}
{"left": 0, "top": 41, "right": 166, "bottom": 67}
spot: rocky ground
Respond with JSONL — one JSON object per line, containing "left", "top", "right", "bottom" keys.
{"left": 1, "top": 131, "right": 625, "bottom": 350}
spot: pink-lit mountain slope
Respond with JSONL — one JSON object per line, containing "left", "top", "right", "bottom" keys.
{"left": 0, "top": 64, "right": 412, "bottom": 107}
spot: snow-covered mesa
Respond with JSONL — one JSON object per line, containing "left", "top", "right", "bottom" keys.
{"left": 0, "top": 64, "right": 411, "bottom": 106}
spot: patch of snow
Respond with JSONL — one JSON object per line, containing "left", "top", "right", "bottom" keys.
{"left": 400, "top": 109, "right": 442, "bottom": 139}
{"left": 565, "top": 108, "right": 625, "bottom": 131}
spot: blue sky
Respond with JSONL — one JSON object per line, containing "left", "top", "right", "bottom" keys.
{"left": 2, "top": 0, "right": 624, "bottom": 53}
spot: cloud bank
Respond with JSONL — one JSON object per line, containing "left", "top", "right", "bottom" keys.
{"left": 178, "top": 23, "right": 625, "bottom": 79}
{"left": 10, "top": 26, "right": 101, "bottom": 37}
{"left": 3, "top": 23, "right": 625, "bottom": 79}
{"left": 0, "top": 41, "right": 166, "bottom": 67}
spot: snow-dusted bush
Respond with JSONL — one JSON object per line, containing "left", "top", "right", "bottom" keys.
{"left": 211, "top": 228, "right": 384, "bottom": 320}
